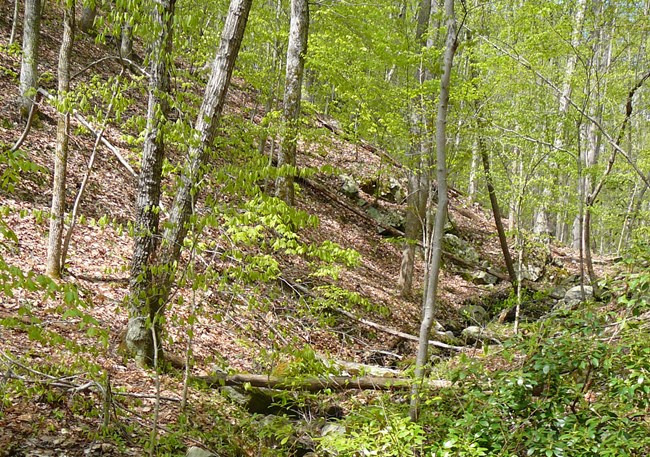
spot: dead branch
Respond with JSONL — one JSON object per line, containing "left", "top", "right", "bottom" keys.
{"left": 279, "top": 276, "right": 465, "bottom": 352}
{"left": 37, "top": 87, "right": 137, "bottom": 179}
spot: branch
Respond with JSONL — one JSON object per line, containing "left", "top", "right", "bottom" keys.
{"left": 37, "top": 88, "right": 137, "bottom": 179}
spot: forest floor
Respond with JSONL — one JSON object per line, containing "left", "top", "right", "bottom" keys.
{"left": 0, "top": 5, "right": 616, "bottom": 457}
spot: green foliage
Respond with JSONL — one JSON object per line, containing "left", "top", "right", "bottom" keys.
{"left": 318, "top": 402, "right": 426, "bottom": 456}
{"left": 0, "top": 148, "right": 47, "bottom": 193}
{"left": 316, "top": 284, "right": 388, "bottom": 316}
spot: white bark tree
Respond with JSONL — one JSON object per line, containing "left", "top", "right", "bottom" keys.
{"left": 45, "top": 0, "right": 75, "bottom": 279}
{"left": 410, "top": 0, "right": 458, "bottom": 422}
{"left": 275, "top": 0, "right": 309, "bottom": 205}
{"left": 18, "top": 0, "right": 41, "bottom": 120}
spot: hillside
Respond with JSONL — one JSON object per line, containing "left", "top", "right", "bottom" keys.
{"left": 1, "top": 3, "right": 648, "bottom": 457}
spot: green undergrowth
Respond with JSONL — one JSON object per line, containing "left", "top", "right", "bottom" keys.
{"left": 313, "top": 263, "right": 650, "bottom": 456}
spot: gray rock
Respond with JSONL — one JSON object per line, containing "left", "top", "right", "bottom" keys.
{"left": 461, "top": 326, "right": 501, "bottom": 345}
{"left": 221, "top": 386, "right": 250, "bottom": 408}
{"left": 443, "top": 234, "right": 480, "bottom": 264}
{"left": 339, "top": 174, "right": 359, "bottom": 199}
{"left": 460, "top": 305, "right": 489, "bottom": 325}
{"left": 365, "top": 206, "right": 404, "bottom": 235}
{"left": 468, "top": 270, "right": 498, "bottom": 286}
{"left": 321, "top": 423, "right": 346, "bottom": 437}
{"left": 187, "top": 446, "right": 217, "bottom": 457}
{"left": 564, "top": 285, "right": 594, "bottom": 302}
{"left": 515, "top": 262, "right": 544, "bottom": 282}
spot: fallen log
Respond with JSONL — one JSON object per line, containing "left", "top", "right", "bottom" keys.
{"left": 279, "top": 276, "right": 465, "bottom": 352}
{"left": 194, "top": 373, "right": 451, "bottom": 392}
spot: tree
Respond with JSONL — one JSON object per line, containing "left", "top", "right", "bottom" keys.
{"left": 398, "top": 0, "right": 433, "bottom": 298}
{"left": 79, "top": 2, "right": 97, "bottom": 34}
{"left": 126, "top": 0, "right": 177, "bottom": 367}
{"left": 410, "top": 0, "right": 458, "bottom": 422}
{"left": 126, "top": 0, "right": 253, "bottom": 366}
{"left": 275, "top": 0, "right": 309, "bottom": 205}
{"left": 18, "top": 0, "right": 41, "bottom": 120}
{"left": 45, "top": 0, "right": 75, "bottom": 279}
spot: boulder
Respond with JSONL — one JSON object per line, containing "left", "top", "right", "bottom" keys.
{"left": 461, "top": 326, "right": 501, "bottom": 345}
{"left": 187, "top": 447, "right": 217, "bottom": 457}
{"left": 564, "top": 285, "right": 594, "bottom": 302}
{"left": 460, "top": 305, "right": 489, "bottom": 325}
{"left": 443, "top": 234, "right": 480, "bottom": 265}
{"left": 365, "top": 205, "right": 404, "bottom": 235}
{"left": 467, "top": 270, "right": 498, "bottom": 286}
{"left": 339, "top": 174, "right": 359, "bottom": 199}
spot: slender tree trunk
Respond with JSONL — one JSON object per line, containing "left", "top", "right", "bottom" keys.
{"left": 45, "top": 1, "right": 75, "bottom": 279}
{"left": 398, "top": 0, "right": 432, "bottom": 297}
{"left": 410, "top": 0, "right": 457, "bottom": 422}
{"left": 125, "top": 0, "right": 177, "bottom": 367}
{"left": 18, "top": 0, "right": 41, "bottom": 120}
{"left": 128, "top": 0, "right": 252, "bottom": 366}
{"left": 9, "top": 0, "right": 20, "bottom": 45}
{"left": 275, "top": 0, "right": 309, "bottom": 205}
{"left": 478, "top": 129, "right": 517, "bottom": 285}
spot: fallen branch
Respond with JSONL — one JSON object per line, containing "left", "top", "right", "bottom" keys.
{"left": 194, "top": 372, "right": 451, "bottom": 392}
{"left": 9, "top": 92, "right": 41, "bottom": 153}
{"left": 37, "top": 88, "right": 137, "bottom": 179}
{"left": 279, "top": 276, "right": 465, "bottom": 352}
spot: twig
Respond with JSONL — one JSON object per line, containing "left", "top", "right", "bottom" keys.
{"left": 9, "top": 92, "right": 41, "bottom": 153}
{"left": 71, "top": 55, "right": 149, "bottom": 80}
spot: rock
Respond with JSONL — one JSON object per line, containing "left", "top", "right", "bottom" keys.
{"left": 339, "top": 174, "right": 359, "bottom": 199}
{"left": 460, "top": 305, "right": 489, "bottom": 325}
{"left": 564, "top": 285, "right": 594, "bottom": 302}
{"left": 468, "top": 270, "right": 498, "bottom": 286}
{"left": 515, "top": 262, "right": 545, "bottom": 282}
{"left": 461, "top": 326, "right": 500, "bottom": 345}
{"left": 321, "top": 423, "right": 346, "bottom": 437}
{"left": 365, "top": 205, "right": 404, "bottom": 235}
{"left": 443, "top": 234, "right": 480, "bottom": 265}
{"left": 187, "top": 446, "right": 217, "bottom": 457}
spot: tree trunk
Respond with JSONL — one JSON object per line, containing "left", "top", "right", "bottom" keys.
{"left": 9, "top": 0, "right": 20, "bottom": 45}
{"left": 478, "top": 128, "right": 517, "bottom": 285}
{"left": 275, "top": 0, "right": 309, "bottom": 205}
{"left": 126, "top": 0, "right": 252, "bottom": 367}
{"left": 398, "top": 0, "right": 433, "bottom": 297}
{"left": 126, "top": 0, "right": 177, "bottom": 367}
{"left": 45, "top": 0, "right": 74, "bottom": 279}
{"left": 18, "top": 0, "right": 41, "bottom": 120}
{"left": 79, "top": 4, "right": 96, "bottom": 34}
{"left": 410, "top": 0, "right": 457, "bottom": 422}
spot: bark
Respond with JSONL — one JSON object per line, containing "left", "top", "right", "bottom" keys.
{"left": 45, "top": 1, "right": 75, "bottom": 279}
{"left": 18, "top": 0, "right": 41, "bottom": 120}
{"left": 398, "top": 0, "right": 433, "bottom": 297}
{"left": 410, "top": 0, "right": 457, "bottom": 422}
{"left": 196, "top": 373, "right": 452, "bottom": 392}
{"left": 275, "top": 0, "right": 309, "bottom": 205}
{"left": 126, "top": 0, "right": 177, "bottom": 367}
{"left": 130, "top": 0, "right": 252, "bottom": 365}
